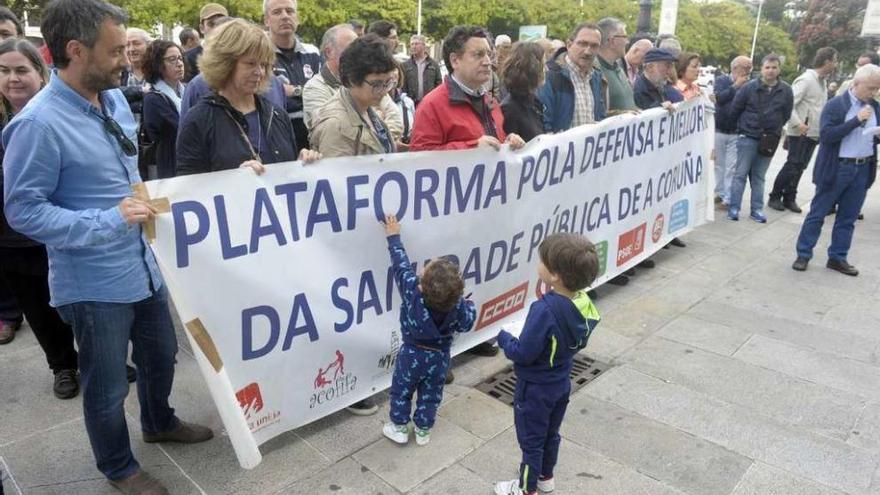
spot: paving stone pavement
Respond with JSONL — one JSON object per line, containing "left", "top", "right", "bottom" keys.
{"left": 2, "top": 153, "right": 880, "bottom": 494}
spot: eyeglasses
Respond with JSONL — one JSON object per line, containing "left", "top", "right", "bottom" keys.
{"left": 101, "top": 115, "right": 137, "bottom": 157}
{"left": 163, "top": 55, "right": 185, "bottom": 64}
{"left": 365, "top": 77, "right": 398, "bottom": 94}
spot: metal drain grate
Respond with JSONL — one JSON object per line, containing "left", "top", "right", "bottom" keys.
{"left": 476, "top": 354, "right": 611, "bottom": 406}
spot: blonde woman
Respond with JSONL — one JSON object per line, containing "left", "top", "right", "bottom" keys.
{"left": 177, "top": 19, "right": 319, "bottom": 176}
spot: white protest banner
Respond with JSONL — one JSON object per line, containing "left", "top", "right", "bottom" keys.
{"left": 144, "top": 99, "right": 714, "bottom": 468}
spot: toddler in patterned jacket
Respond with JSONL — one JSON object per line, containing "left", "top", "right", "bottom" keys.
{"left": 381, "top": 214, "right": 476, "bottom": 446}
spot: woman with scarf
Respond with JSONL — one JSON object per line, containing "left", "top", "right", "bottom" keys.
{"left": 142, "top": 39, "right": 186, "bottom": 178}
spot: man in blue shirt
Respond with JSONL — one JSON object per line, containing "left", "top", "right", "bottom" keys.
{"left": 792, "top": 64, "right": 880, "bottom": 276}
{"left": 2, "top": 1, "right": 212, "bottom": 492}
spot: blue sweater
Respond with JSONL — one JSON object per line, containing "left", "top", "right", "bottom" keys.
{"left": 387, "top": 235, "right": 476, "bottom": 351}
{"left": 497, "top": 291, "right": 600, "bottom": 384}
{"left": 812, "top": 92, "right": 879, "bottom": 189}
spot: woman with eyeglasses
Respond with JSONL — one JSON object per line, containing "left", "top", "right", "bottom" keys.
{"left": 177, "top": 19, "right": 320, "bottom": 176}
{"left": 0, "top": 38, "right": 81, "bottom": 398}
{"left": 142, "top": 39, "right": 186, "bottom": 178}
{"left": 309, "top": 34, "right": 399, "bottom": 157}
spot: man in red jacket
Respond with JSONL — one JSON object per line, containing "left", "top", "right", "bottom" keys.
{"left": 409, "top": 24, "right": 524, "bottom": 368}
{"left": 410, "top": 25, "right": 525, "bottom": 151}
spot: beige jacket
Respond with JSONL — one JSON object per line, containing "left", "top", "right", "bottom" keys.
{"left": 786, "top": 69, "right": 826, "bottom": 138}
{"left": 309, "top": 88, "right": 397, "bottom": 157}
{"left": 302, "top": 71, "right": 403, "bottom": 140}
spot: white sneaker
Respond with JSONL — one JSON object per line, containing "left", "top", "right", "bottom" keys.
{"left": 414, "top": 426, "right": 430, "bottom": 446}
{"left": 537, "top": 476, "right": 554, "bottom": 492}
{"left": 494, "top": 479, "right": 523, "bottom": 495}
{"left": 382, "top": 422, "right": 409, "bottom": 444}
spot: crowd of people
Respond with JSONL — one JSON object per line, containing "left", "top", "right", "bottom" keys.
{"left": 0, "top": 0, "right": 877, "bottom": 494}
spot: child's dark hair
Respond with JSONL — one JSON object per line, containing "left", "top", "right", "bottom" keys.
{"left": 538, "top": 233, "right": 599, "bottom": 291}
{"left": 421, "top": 258, "right": 465, "bottom": 313}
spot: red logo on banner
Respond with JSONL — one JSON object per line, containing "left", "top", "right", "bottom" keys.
{"left": 314, "top": 349, "right": 346, "bottom": 389}
{"left": 236, "top": 382, "right": 264, "bottom": 418}
{"left": 617, "top": 223, "right": 647, "bottom": 266}
{"left": 652, "top": 214, "right": 665, "bottom": 243}
{"left": 476, "top": 282, "right": 529, "bottom": 331}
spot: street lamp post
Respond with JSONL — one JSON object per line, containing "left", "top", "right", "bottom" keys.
{"left": 750, "top": 0, "right": 764, "bottom": 62}
{"left": 417, "top": 0, "right": 422, "bottom": 35}
{"left": 636, "top": 0, "right": 654, "bottom": 39}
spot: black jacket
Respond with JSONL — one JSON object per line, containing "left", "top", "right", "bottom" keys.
{"left": 402, "top": 56, "right": 442, "bottom": 104}
{"left": 501, "top": 92, "right": 544, "bottom": 142}
{"left": 184, "top": 46, "right": 202, "bottom": 83}
{"left": 176, "top": 93, "right": 298, "bottom": 175}
{"left": 142, "top": 90, "right": 180, "bottom": 179}
{"left": 730, "top": 78, "right": 794, "bottom": 139}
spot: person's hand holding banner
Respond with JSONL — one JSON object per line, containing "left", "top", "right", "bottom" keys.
{"left": 118, "top": 197, "right": 157, "bottom": 225}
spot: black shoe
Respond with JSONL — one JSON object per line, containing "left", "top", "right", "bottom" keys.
{"left": 783, "top": 201, "right": 802, "bottom": 213}
{"left": 468, "top": 342, "right": 499, "bottom": 357}
{"left": 637, "top": 259, "right": 656, "bottom": 268}
{"left": 346, "top": 397, "right": 379, "bottom": 416}
{"left": 791, "top": 257, "right": 809, "bottom": 272}
{"left": 445, "top": 369, "right": 455, "bottom": 384}
{"left": 768, "top": 197, "right": 785, "bottom": 211}
{"left": 624, "top": 268, "right": 636, "bottom": 276}
{"left": 669, "top": 237, "right": 686, "bottom": 248}
{"left": 126, "top": 364, "right": 137, "bottom": 383}
{"left": 53, "top": 369, "right": 79, "bottom": 399}
{"left": 608, "top": 275, "right": 629, "bottom": 286}
{"left": 143, "top": 420, "right": 214, "bottom": 443}
{"left": 858, "top": 213, "right": 864, "bottom": 220}
{"left": 826, "top": 259, "right": 859, "bottom": 276}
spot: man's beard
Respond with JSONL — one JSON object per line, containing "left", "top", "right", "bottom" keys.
{"left": 82, "top": 64, "right": 122, "bottom": 93}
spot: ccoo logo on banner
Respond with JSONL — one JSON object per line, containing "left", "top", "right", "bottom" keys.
{"left": 144, "top": 99, "right": 714, "bottom": 468}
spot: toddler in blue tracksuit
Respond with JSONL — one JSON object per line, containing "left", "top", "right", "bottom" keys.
{"left": 381, "top": 215, "right": 476, "bottom": 446}
{"left": 493, "top": 233, "right": 601, "bottom": 495}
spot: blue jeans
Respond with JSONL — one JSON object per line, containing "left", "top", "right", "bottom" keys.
{"left": 714, "top": 131, "right": 739, "bottom": 202}
{"left": 796, "top": 161, "right": 871, "bottom": 261}
{"left": 728, "top": 136, "right": 773, "bottom": 213}
{"left": 57, "top": 287, "right": 179, "bottom": 481}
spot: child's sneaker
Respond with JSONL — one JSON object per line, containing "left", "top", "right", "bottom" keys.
{"left": 414, "top": 426, "right": 431, "bottom": 445}
{"left": 537, "top": 476, "right": 554, "bottom": 492}
{"left": 382, "top": 422, "right": 409, "bottom": 444}
{"left": 494, "top": 479, "right": 532, "bottom": 495}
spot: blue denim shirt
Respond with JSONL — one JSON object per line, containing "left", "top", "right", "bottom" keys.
{"left": 2, "top": 72, "right": 163, "bottom": 306}
{"left": 839, "top": 89, "right": 877, "bottom": 158}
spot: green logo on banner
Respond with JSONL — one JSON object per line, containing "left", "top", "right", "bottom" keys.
{"left": 595, "top": 240, "right": 608, "bottom": 277}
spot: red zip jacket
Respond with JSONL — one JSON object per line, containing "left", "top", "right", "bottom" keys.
{"left": 410, "top": 78, "right": 507, "bottom": 151}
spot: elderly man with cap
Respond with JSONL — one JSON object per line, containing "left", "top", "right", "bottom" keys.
{"left": 633, "top": 48, "right": 683, "bottom": 113}
{"left": 792, "top": 64, "right": 880, "bottom": 276}
{"left": 634, "top": 48, "right": 688, "bottom": 251}
{"left": 184, "top": 3, "right": 228, "bottom": 82}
